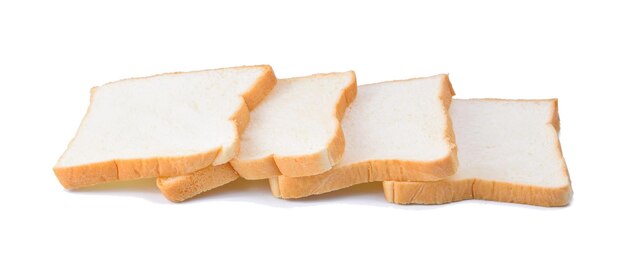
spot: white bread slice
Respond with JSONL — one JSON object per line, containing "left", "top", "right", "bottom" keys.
{"left": 229, "top": 71, "right": 357, "bottom": 179}
{"left": 156, "top": 71, "right": 357, "bottom": 201}
{"left": 269, "top": 74, "right": 458, "bottom": 199}
{"left": 54, "top": 65, "right": 277, "bottom": 189}
{"left": 383, "top": 99, "right": 572, "bottom": 207}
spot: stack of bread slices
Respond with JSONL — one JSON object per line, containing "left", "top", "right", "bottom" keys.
{"left": 54, "top": 65, "right": 572, "bottom": 206}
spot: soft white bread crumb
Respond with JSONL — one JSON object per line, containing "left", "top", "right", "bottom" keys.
{"left": 342, "top": 75, "right": 454, "bottom": 164}
{"left": 230, "top": 71, "right": 357, "bottom": 179}
{"left": 447, "top": 99, "right": 567, "bottom": 186}
{"left": 270, "top": 74, "right": 458, "bottom": 199}
{"left": 54, "top": 65, "right": 276, "bottom": 189}
{"left": 384, "top": 99, "right": 572, "bottom": 207}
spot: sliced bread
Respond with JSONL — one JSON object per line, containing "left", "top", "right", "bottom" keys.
{"left": 269, "top": 74, "right": 458, "bottom": 199}
{"left": 156, "top": 71, "right": 357, "bottom": 201}
{"left": 54, "top": 65, "right": 276, "bottom": 189}
{"left": 383, "top": 99, "right": 572, "bottom": 207}
{"left": 229, "top": 71, "right": 357, "bottom": 179}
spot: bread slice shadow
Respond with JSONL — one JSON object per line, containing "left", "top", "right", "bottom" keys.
{"left": 68, "top": 178, "right": 169, "bottom": 204}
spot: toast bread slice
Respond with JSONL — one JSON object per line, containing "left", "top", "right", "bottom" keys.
{"left": 384, "top": 99, "right": 572, "bottom": 207}
{"left": 229, "top": 71, "right": 357, "bottom": 179}
{"left": 54, "top": 65, "right": 276, "bottom": 189}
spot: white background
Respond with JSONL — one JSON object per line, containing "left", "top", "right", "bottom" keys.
{"left": 1, "top": 1, "right": 625, "bottom": 267}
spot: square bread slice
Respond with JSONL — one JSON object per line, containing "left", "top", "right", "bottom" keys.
{"left": 229, "top": 71, "right": 357, "bottom": 179}
{"left": 54, "top": 65, "right": 277, "bottom": 189}
{"left": 269, "top": 74, "right": 458, "bottom": 199}
{"left": 383, "top": 99, "right": 572, "bottom": 207}
{"left": 156, "top": 71, "right": 357, "bottom": 202}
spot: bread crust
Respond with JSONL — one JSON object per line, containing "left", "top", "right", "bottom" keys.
{"left": 382, "top": 99, "right": 573, "bottom": 207}
{"left": 382, "top": 179, "right": 572, "bottom": 207}
{"left": 231, "top": 71, "right": 358, "bottom": 179}
{"left": 54, "top": 65, "right": 277, "bottom": 189}
{"left": 270, "top": 74, "right": 458, "bottom": 198}
{"left": 270, "top": 156, "right": 458, "bottom": 198}
{"left": 157, "top": 164, "right": 240, "bottom": 202}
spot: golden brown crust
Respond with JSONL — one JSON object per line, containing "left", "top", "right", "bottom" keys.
{"left": 229, "top": 154, "right": 281, "bottom": 180}
{"left": 439, "top": 74, "right": 459, "bottom": 175}
{"left": 271, "top": 155, "right": 458, "bottom": 199}
{"left": 383, "top": 180, "right": 572, "bottom": 207}
{"left": 55, "top": 150, "right": 220, "bottom": 189}
{"left": 549, "top": 99, "right": 560, "bottom": 132}
{"left": 54, "top": 65, "right": 277, "bottom": 189}
{"left": 231, "top": 71, "right": 358, "bottom": 179}
{"left": 240, "top": 66, "right": 278, "bottom": 111}
{"left": 549, "top": 99, "right": 572, "bottom": 198}
{"left": 334, "top": 72, "right": 358, "bottom": 121}
{"left": 270, "top": 163, "right": 369, "bottom": 199}
{"left": 156, "top": 164, "right": 239, "bottom": 202}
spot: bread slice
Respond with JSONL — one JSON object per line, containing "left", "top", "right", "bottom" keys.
{"left": 157, "top": 163, "right": 239, "bottom": 202}
{"left": 229, "top": 71, "right": 357, "bottom": 179}
{"left": 155, "top": 71, "right": 356, "bottom": 201}
{"left": 54, "top": 65, "right": 277, "bottom": 189}
{"left": 269, "top": 74, "right": 458, "bottom": 199}
{"left": 383, "top": 99, "right": 572, "bottom": 207}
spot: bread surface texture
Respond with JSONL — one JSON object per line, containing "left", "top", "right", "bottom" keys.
{"left": 229, "top": 71, "right": 357, "bottom": 179}
{"left": 54, "top": 65, "right": 277, "bottom": 189}
{"left": 383, "top": 99, "right": 572, "bottom": 207}
{"left": 270, "top": 74, "right": 458, "bottom": 199}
